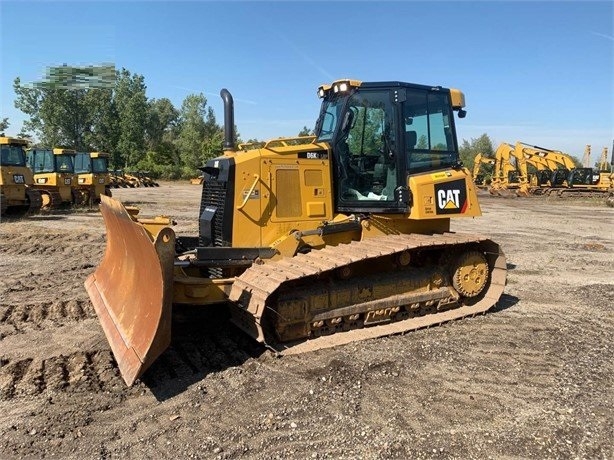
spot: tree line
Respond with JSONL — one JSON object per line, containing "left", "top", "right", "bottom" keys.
{"left": 10, "top": 65, "right": 242, "bottom": 179}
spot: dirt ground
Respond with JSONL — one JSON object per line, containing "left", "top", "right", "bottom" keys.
{"left": 1, "top": 182, "right": 612, "bottom": 459}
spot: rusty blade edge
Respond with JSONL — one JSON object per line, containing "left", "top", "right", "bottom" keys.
{"left": 85, "top": 273, "right": 143, "bottom": 386}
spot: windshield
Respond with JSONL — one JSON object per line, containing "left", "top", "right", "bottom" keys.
{"left": 56, "top": 154, "right": 74, "bottom": 173}
{"left": 315, "top": 95, "right": 349, "bottom": 142}
{"left": 1, "top": 146, "right": 27, "bottom": 166}
{"left": 92, "top": 157, "right": 108, "bottom": 173}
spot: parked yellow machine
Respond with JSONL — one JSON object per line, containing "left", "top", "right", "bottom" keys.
{"left": 74, "top": 151, "right": 112, "bottom": 204}
{"left": 517, "top": 144, "right": 563, "bottom": 187}
{"left": 520, "top": 143, "right": 610, "bottom": 197}
{"left": 511, "top": 142, "right": 573, "bottom": 195}
{"left": 488, "top": 143, "right": 528, "bottom": 196}
{"left": 86, "top": 80, "right": 507, "bottom": 385}
{"left": 109, "top": 170, "right": 131, "bottom": 188}
{"left": 487, "top": 141, "right": 609, "bottom": 198}
{"left": 0, "top": 136, "right": 42, "bottom": 215}
{"left": 472, "top": 152, "right": 495, "bottom": 187}
{"left": 126, "top": 171, "right": 159, "bottom": 187}
{"left": 26, "top": 148, "right": 77, "bottom": 208}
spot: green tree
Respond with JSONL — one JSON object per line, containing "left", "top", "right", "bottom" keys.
{"left": 144, "top": 97, "right": 180, "bottom": 169}
{"left": 146, "top": 98, "right": 178, "bottom": 151}
{"left": 416, "top": 134, "right": 428, "bottom": 149}
{"left": 201, "top": 106, "right": 224, "bottom": 162}
{"left": 298, "top": 126, "right": 313, "bottom": 136}
{"left": 347, "top": 107, "right": 385, "bottom": 154}
{"left": 14, "top": 76, "right": 57, "bottom": 146}
{"left": 459, "top": 133, "right": 495, "bottom": 170}
{"left": 14, "top": 64, "right": 116, "bottom": 150}
{"left": 175, "top": 93, "right": 207, "bottom": 171}
{"left": 0, "top": 118, "right": 9, "bottom": 133}
{"left": 84, "top": 87, "right": 118, "bottom": 156}
{"left": 114, "top": 68, "right": 148, "bottom": 168}
{"left": 13, "top": 66, "right": 114, "bottom": 150}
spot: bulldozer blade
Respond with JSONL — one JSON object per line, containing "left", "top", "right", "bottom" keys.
{"left": 85, "top": 195, "right": 176, "bottom": 385}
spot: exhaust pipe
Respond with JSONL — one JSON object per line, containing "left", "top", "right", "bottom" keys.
{"left": 220, "top": 89, "right": 235, "bottom": 151}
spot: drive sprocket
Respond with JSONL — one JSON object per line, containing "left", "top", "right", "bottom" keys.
{"left": 451, "top": 250, "right": 489, "bottom": 297}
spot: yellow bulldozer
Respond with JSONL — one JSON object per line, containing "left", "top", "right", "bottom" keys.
{"left": 86, "top": 80, "right": 507, "bottom": 385}
{"left": 0, "top": 136, "right": 42, "bottom": 216}
{"left": 74, "top": 151, "right": 113, "bottom": 204}
{"left": 26, "top": 147, "right": 78, "bottom": 208}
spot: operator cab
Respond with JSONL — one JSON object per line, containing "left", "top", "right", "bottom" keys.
{"left": 0, "top": 137, "right": 28, "bottom": 167}
{"left": 74, "top": 152, "right": 110, "bottom": 174}
{"left": 27, "top": 148, "right": 75, "bottom": 174}
{"left": 314, "top": 80, "right": 465, "bottom": 213}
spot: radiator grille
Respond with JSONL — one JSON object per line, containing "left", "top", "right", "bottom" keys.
{"left": 199, "top": 179, "right": 228, "bottom": 247}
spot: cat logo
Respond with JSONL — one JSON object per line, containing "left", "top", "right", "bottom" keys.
{"left": 438, "top": 189, "right": 461, "bottom": 209}
{"left": 434, "top": 179, "right": 467, "bottom": 215}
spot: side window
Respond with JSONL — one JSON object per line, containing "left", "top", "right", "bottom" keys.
{"left": 427, "top": 93, "right": 454, "bottom": 151}
{"left": 31, "top": 151, "right": 55, "bottom": 173}
{"left": 336, "top": 90, "right": 398, "bottom": 203}
{"left": 75, "top": 154, "right": 88, "bottom": 173}
{"left": 92, "top": 158, "right": 107, "bottom": 173}
{"left": 404, "top": 90, "right": 457, "bottom": 172}
{"left": 30, "top": 151, "right": 47, "bottom": 172}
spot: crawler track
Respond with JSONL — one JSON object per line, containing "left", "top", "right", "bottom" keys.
{"left": 26, "top": 188, "right": 42, "bottom": 212}
{"left": 531, "top": 187, "right": 610, "bottom": 198}
{"left": 230, "top": 232, "right": 506, "bottom": 353}
{"left": 37, "top": 189, "right": 65, "bottom": 209}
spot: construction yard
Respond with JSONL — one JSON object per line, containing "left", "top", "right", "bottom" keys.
{"left": 0, "top": 182, "right": 612, "bottom": 459}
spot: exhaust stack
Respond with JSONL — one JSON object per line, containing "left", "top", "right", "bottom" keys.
{"left": 220, "top": 89, "right": 235, "bottom": 151}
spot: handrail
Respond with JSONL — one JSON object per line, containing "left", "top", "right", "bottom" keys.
{"left": 236, "top": 174, "right": 260, "bottom": 210}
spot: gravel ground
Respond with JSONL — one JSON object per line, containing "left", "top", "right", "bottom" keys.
{"left": 0, "top": 182, "right": 612, "bottom": 459}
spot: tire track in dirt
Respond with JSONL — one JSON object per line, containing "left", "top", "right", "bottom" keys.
{"left": 0, "top": 231, "right": 105, "bottom": 255}
{"left": 0, "top": 300, "right": 95, "bottom": 338}
{"left": 0, "top": 350, "right": 124, "bottom": 400}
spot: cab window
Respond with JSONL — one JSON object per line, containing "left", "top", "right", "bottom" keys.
{"left": 335, "top": 90, "right": 398, "bottom": 203}
{"left": 28, "top": 150, "right": 55, "bottom": 173}
{"left": 92, "top": 157, "right": 108, "bottom": 173}
{"left": 1, "top": 146, "right": 26, "bottom": 166}
{"left": 56, "top": 155, "right": 74, "bottom": 172}
{"left": 404, "top": 90, "right": 457, "bottom": 172}
{"left": 74, "top": 154, "right": 91, "bottom": 173}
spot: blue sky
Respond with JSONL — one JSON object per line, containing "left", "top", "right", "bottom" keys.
{"left": 1, "top": 1, "right": 613, "bottom": 159}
